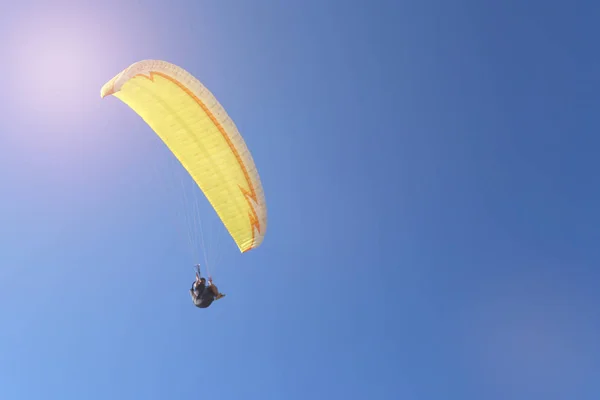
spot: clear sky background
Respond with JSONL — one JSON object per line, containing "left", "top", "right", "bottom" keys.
{"left": 1, "top": 0, "right": 599, "bottom": 399}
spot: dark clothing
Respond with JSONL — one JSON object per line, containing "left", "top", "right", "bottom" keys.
{"left": 192, "top": 281, "right": 205, "bottom": 295}
{"left": 191, "top": 281, "right": 215, "bottom": 308}
{"left": 196, "top": 292, "right": 215, "bottom": 308}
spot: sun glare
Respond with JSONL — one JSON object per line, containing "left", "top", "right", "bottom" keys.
{"left": 3, "top": 7, "right": 136, "bottom": 180}
{"left": 9, "top": 13, "right": 102, "bottom": 127}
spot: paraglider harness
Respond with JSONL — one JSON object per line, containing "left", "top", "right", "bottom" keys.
{"left": 191, "top": 265, "right": 217, "bottom": 308}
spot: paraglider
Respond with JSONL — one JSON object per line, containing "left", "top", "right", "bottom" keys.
{"left": 100, "top": 60, "right": 267, "bottom": 307}
{"left": 190, "top": 265, "right": 225, "bottom": 308}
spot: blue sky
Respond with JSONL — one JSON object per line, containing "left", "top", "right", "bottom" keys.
{"left": 1, "top": 0, "right": 599, "bottom": 399}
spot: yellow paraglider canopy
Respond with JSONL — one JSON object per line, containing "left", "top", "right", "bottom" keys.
{"left": 101, "top": 60, "right": 267, "bottom": 253}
